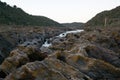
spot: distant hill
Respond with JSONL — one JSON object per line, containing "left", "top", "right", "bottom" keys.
{"left": 62, "top": 22, "right": 84, "bottom": 28}
{"left": 0, "top": 1, "right": 62, "bottom": 27}
{"left": 85, "top": 6, "right": 120, "bottom": 27}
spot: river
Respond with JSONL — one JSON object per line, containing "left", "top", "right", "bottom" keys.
{"left": 42, "top": 29, "right": 84, "bottom": 47}
{"left": 19, "top": 29, "right": 84, "bottom": 48}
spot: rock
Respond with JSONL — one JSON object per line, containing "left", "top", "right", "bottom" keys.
{"left": 0, "top": 27, "right": 65, "bottom": 64}
{"left": 4, "top": 58, "right": 91, "bottom": 80}
{"left": 66, "top": 55, "right": 120, "bottom": 80}
{"left": 84, "top": 45, "right": 120, "bottom": 67}
{"left": 0, "top": 34, "right": 13, "bottom": 64}
{"left": 1, "top": 27, "right": 120, "bottom": 80}
{"left": 40, "top": 46, "right": 53, "bottom": 54}
{"left": 0, "top": 46, "right": 48, "bottom": 76}
{"left": 0, "top": 49, "right": 29, "bottom": 74}
{"left": 48, "top": 51, "right": 70, "bottom": 62}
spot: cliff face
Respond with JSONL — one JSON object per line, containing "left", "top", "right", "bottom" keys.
{"left": 0, "top": 27, "right": 120, "bottom": 80}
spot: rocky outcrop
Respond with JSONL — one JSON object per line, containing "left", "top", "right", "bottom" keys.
{"left": 0, "top": 46, "right": 47, "bottom": 75}
{"left": 66, "top": 55, "right": 120, "bottom": 80}
{"left": 0, "top": 26, "right": 66, "bottom": 64}
{"left": 0, "top": 27, "right": 120, "bottom": 80}
{"left": 48, "top": 51, "right": 120, "bottom": 80}
{"left": 85, "top": 45, "right": 120, "bottom": 67}
{"left": 4, "top": 58, "right": 91, "bottom": 80}
{"left": 48, "top": 28, "right": 120, "bottom": 79}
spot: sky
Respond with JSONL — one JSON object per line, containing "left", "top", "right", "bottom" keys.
{"left": 1, "top": 0, "right": 120, "bottom": 23}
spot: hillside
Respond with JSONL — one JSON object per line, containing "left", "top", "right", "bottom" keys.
{"left": 0, "top": 1, "right": 62, "bottom": 27}
{"left": 62, "top": 22, "right": 84, "bottom": 28}
{"left": 85, "top": 6, "right": 120, "bottom": 27}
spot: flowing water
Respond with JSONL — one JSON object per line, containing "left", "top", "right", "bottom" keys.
{"left": 42, "top": 29, "right": 84, "bottom": 47}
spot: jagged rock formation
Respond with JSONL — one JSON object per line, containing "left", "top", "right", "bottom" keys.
{"left": 4, "top": 58, "right": 91, "bottom": 80}
{"left": 48, "top": 27, "right": 120, "bottom": 79}
{"left": 0, "top": 27, "right": 120, "bottom": 80}
{"left": 0, "top": 26, "right": 66, "bottom": 64}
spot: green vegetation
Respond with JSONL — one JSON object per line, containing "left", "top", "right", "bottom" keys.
{"left": 62, "top": 22, "right": 84, "bottom": 28}
{"left": 0, "top": 1, "right": 62, "bottom": 27}
{"left": 85, "top": 6, "right": 120, "bottom": 27}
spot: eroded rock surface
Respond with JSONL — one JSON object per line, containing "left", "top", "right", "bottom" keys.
{"left": 4, "top": 58, "right": 91, "bottom": 80}
{"left": 0, "top": 26, "right": 67, "bottom": 64}
{"left": 0, "top": 28, "right": 120, "bottom": 80}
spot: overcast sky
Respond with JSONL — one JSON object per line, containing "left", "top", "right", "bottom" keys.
{"left": 1, "top": 0, "right": 120, "bottom": 23}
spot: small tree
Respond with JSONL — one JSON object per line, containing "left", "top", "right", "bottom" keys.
{"left": 13, "top": 5, "right": 17, "bottom": 8}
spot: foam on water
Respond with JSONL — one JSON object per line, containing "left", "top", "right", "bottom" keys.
{"left": 42, "top": 40, "right": 52, "bottom": 47}
{"left": 57, "top": 29, "right": 84, "bottom": 38}
{"left": 42, "top": 29, "right": 84, "bottom": 47}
